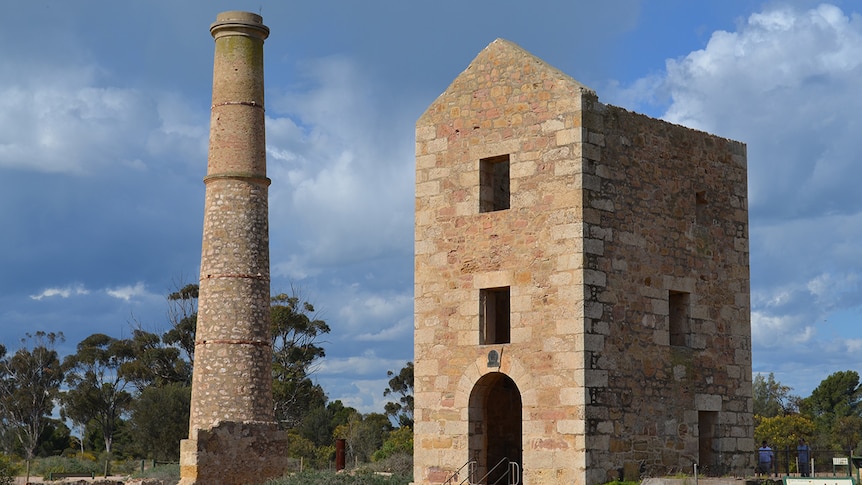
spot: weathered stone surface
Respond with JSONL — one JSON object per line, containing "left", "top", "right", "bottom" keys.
{"left": 180, "top": 11, "right": 285, "bottom": 485}
{"left": 414, "top": 39, "right": 752, "bottom": 485}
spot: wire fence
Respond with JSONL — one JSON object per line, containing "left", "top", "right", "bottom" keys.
{"left": 756, "top": 447, "right": 859, "bottom": 478}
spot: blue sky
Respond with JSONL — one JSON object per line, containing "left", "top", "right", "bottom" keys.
{"left": 1, "top": 0, "right": 860, "bottom": 413}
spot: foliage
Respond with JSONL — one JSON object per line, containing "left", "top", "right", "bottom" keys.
{"left": 383, "top": 362, "right": 413, "bottom": 428}
{"left": 800, "top": 370, "right": 862, "bottom": 445}
{"left": 299, "top": 400, "right": 355, "bottom": 449}
{"left": 334, "top": 413, "right": 392, "bottom": 464}
{"left": 831, "top": 415, "right": 862, "bottom": 451}
{"left": 264, "top": 469, "right": 411, "bottom": 485}
{"left": 122, "top": 329, "right": 191, "bottom": 388}
{"left": 0, "top": 454, "right": 16, "bottom": 485}
{"left": 286, "top": 430, "right": 317, "bottom": 461}
{"left": 35, "top": 419, "right": 72, "bottom": 457}
{"left": 365, "top": 452, "right": 412, "bottom": 476}
{"left": 131, "top": 462, "right": 180, "bottom": 481}
{"left": 371, "top": 427, "right": 413, "bottom": 462}
{"left": 30, "top": 455, "right": 100, "bottom": 479}
{"left": 0, "top": 331, "right": 65, "bottom": 460}
{"left": 163, "top": 283, "right": 198, "bottom": 365}
{"left": 271, "top": 292, "right": 331, "bottom": 428}
{"left": 287, "top": 430, "right": 336, "bottom": 470}
{"left": 127, "top": 383, "right": 190, "bottom": 460}
{"left": 754, "top": 414, "right": 815, "bottom": 449}
{"left": 61, "top": 333, "right": 136, "bottom": 454}
{"left": 753, "top": 373, "right": 798, "bottom": 418}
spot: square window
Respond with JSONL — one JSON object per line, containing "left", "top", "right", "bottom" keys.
{"left": 480, "top": 155, "right": 510, "bottom": 212}
{"left": 480, "top": 287, "right": 510, "bottom": 344}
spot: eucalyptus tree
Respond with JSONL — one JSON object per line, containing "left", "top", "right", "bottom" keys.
{"left": 753, "top": 372, "right": 799, "bottom": 418}
{"left": 0, "top": 332, "right": 64, "bottom": 460}
{"left": 61, "top": 333, "right": 135, "bottom": 454}
{"left": 270, "top": 292, "right": 330, "bottom": 428}
{"left": 384, "top": 362, "right": 414, "bottom": 428}
{"left": 163, "top": 283, "right": 198, "bottom": 364}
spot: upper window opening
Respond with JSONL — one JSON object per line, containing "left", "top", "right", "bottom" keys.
{"left": 480, "top": 155, "right": 510, "bottom": 212}
{"left": 480, "top": 287, "right": 510, "bottom": 345}
{"left": 669, "top": 290, "right": 690, "bottom": 347}
{"left": 696, "top": 191, "right": 709, "bottom": 225}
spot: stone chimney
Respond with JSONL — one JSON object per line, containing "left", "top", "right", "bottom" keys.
{"left": 179, "top": 11, "right": 287, "bottom": 485}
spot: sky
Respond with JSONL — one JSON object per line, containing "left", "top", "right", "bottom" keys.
{"left": 0, "top": 0, "right": 860, "bottom": 415}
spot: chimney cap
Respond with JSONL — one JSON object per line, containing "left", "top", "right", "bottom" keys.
{"left": 211, "top": 10, "right": 269, "bottom": 40}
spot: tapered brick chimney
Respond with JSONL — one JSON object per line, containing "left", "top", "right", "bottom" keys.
{"left": 179, "top": 11, "right": 287, "bottom": 485}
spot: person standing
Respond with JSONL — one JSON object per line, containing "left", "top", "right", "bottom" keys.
{"left": 797, "top": 438, "right": 811, "bottom": 477}
{"left": 758, "top": 440, "right": 774, "bottom": 477}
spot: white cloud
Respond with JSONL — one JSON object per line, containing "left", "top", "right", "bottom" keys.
{"left": 30, "top": 284, "right": 89, "bottom": 300}
{"left": 265, "top": 56, "right": 414, "bottom": 275}
{"left": 807, "top": 272, "right": 859, "bottom": 306}
{"left": 105, "top": 282, "right": 150, "bottom": 301}
{"left": 658, "top": 4, "right": 862, "bottom": 216}
{"left": 316, "top": 377, "right": 393, "bottom": 414}
{"left": 0, "top": 59, "right": 207, "bottom": 176}
{"left": 318, "top": 350, "right": 401, "bottom": 376}
{"left": 317, "top": 353, "right": 410, "bottom": 413}
{"left": 338, "top": 291, "right": 413, "bottom": 327}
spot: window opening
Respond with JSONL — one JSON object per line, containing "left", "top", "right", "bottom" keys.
{"left": 669, "top": 290, "right": 690, "bottom": 347}
{"left": 696, "top": 191, "right": 709, "bottom": 225}
{"left": 480, "top": 287, "right": 510, "bottom": 344}
{"left": 480, "top": 155, "right": 510, "bottom": 212}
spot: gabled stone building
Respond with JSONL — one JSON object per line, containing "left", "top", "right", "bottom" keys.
{"left": 413, "top": 39, "right": 753, "bottom": 485}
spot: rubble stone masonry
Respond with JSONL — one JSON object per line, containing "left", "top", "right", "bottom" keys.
{"left": 414, "top": 39, "right": 752, "bottom": 485}
{"left": 179, "top": 11, "right": 287, "bottom": 485}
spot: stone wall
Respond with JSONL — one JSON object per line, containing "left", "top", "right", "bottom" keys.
{"left": 414, "top": 39, "right": 593, "bottom": 485}
{"left": 580, "top": 101, "right": 752, "bottom": 483}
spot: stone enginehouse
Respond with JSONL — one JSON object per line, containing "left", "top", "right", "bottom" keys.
{"left": 413, "top": 39, "right": 753, "bottom": 485}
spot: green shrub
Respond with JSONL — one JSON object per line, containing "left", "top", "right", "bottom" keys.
{"left": 371, "top": 427, "right": 412, "bottom": 462}
{"left": 31, "top": 455, "right": 100, "bottom": 479}
{"left": 0, "top": 455, "right": 16, "bottom": 485}
{"left": 363, "top": 452, "right": 412, "bottom": 477}
{"left": 265, "top": 468, "right": 411, "bottom": 485}
{"left": 131, "top": 462, "right": 180, "bottom": 483}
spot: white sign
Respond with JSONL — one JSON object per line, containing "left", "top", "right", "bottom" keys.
{"left": 784, "top": 478, "right": 853, "bottom": 485}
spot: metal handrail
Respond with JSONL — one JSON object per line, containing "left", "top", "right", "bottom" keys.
{"left": 477, "top": 457, "right": 512, "bottom": 485}
{"left": 442, "top": 460, "right": 476, "bottom": 485}
{"left": 509, "top": 461, "right": 520, "bottom": 485}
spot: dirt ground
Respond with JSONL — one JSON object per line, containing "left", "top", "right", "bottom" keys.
{"left": 14, "top": 476, "right": 127, "bottom": 484}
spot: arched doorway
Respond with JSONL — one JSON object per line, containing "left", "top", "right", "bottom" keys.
{"left": 469, "top": 372, "right": 522, "bottom": 484}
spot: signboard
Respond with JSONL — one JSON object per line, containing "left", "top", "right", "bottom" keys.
{"left": 783, "top": 478, "right": 855, "bottom": 485}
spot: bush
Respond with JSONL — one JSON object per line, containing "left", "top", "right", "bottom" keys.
{"left": 0, "top": 455, "right": 16, "bottom": 485}
{"left": 371, "top": 427, "right": 412, "bottom": 462}
{"left": 265, "top": 469, "right": 411, "bottom": 485}
{"left": 31, "top": 455, "right": 100, "bottom": 479}
{"left": 131, "top": 462, "right": 180, "bottom": 484}
{"left": 364, "top": 452, "right": 412, "bottom": 477}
